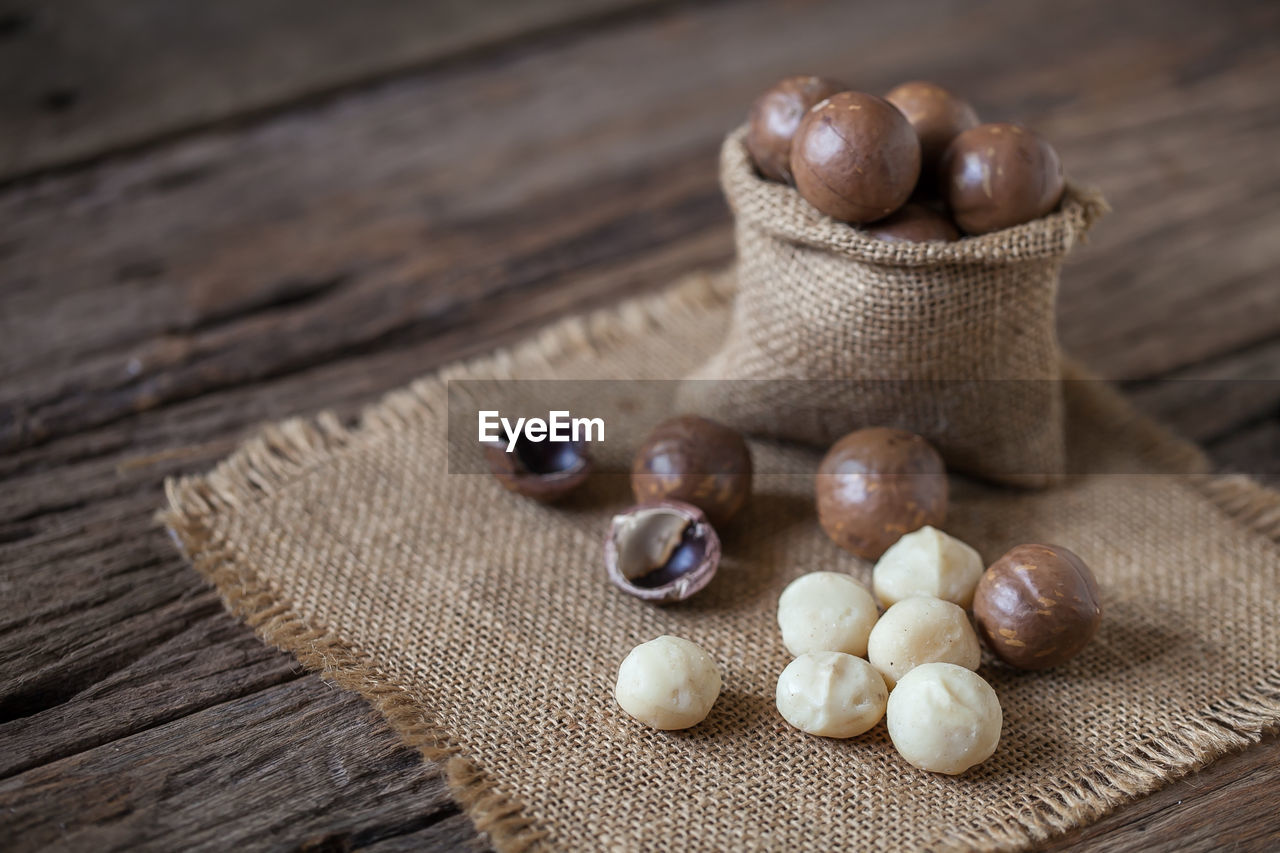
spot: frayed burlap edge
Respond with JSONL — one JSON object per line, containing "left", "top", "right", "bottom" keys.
{"left": 161, "top": 269, "right": 1280, "bottom": 853}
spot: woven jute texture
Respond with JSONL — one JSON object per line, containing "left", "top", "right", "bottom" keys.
{"left": 680, "top": 128, "right": 1111, "bottom": 488}
{"left": 163, "top": 271, "right": 1280, "bottom": 852}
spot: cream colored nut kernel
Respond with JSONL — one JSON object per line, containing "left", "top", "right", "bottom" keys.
{"left": 886, "top": 662, "right": 1001, "bottom": 774}
{"left": 872, "top": 525, "right": 984, "bottom": 608}
{"left": 777, "top": 571, "right": 878, "bottom": 657}
{"left": 776, "top": 651, "right": 888, "bottom": 738}
{"left": 614, "top": 635, "right": 721, "bottom": 730}
{"left": 867, "top": 597, "right": 981, "bottom": 688}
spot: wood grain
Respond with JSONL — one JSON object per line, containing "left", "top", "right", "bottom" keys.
{"left": 0, "top": 0, "right": 662, "bottom": 179}
{"left": 5, "top": 0, "right": 1280, "bottom": 453}
{"left": 0, "top": 677, "right": 457, "bottom": 852}
{"left": 2, "top": 0, "right": 1278, "bottom": 849}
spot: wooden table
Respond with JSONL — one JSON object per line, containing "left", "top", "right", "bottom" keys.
{"left": 3, "top": 1, "right": 1278, "bottom": 849}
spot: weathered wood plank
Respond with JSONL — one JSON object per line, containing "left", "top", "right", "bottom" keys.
{"left": 0, "top": 678, "right": 458, "bottom": 853}
{"left": 0, "top": 0, "right": 662, "bottom": 179}
{"left": 4, "top": 0, "right": 1279, "bottom": 454}
{"left": 1044, "top": 734, "right": 1280, "bottom": 852}
{"left": 1126, "top": 338, "right": 1280, "bottom": 447}
{"left": 0, "top": 608, "right": 300, "bottom": 778}
{"left": 358, "top": 814, "right": 479, "bottom": 853}
{"left": 1208, "top": 419, "right": 1280, "bottom": 486}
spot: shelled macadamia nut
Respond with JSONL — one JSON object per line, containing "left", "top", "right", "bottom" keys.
{"left": 973, "top": 544, "right": 1101, "bottom": 670}
{"left": 614, "top": 635, "right": 721, "bottom": 730}
{"left": 777, "top": 571, "right": 878, "bottom": 657}
{"left": 791, "top": 91, "right": 921, "bottom": 224}
{"left": 632, "top": 415, "right": 753, "bottom": 526}
{"left": 776, "top": 651, "right": 888, "bottom": 738}
{"left": 940, "top": 122, "right": 1065, "bottom": 234}
{"left": 867, "top": 597, "right": 981, "bottom": 688}
{"left": 872, "top": 525, "right": 984, "bottom": 608}
{"left": 816, "top": 427, "right": 949, "bottom": 561}
{"left": 746, "top": 75, "right": 849, "bottom": 183}
{"left": 887, "top": 662, "right": 1001, "bottom": 774}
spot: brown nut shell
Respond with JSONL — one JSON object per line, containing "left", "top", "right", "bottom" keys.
{"left": 973, "top": 544, "right": 1101, "bottom": 670}
{"left": 940, "top": 122, "right": 1065, "bottom": 235}
{"left": 790, "top": 91, "right": 921, "bottom": 224}
{"left": 864, "top": 202, "right": 960, "bottom": 243}
{"left": 631, "top": 415, "right": 752, "bottom": 526}
{"left": 605, "top": 501, "right": 721, "bottom": 604}
{"left": 484, "top": 437, "right": 590, "bottom": 502}
{"left": 884, "top": 81, "right": 979, "bottom": 191}
{"left": 746, "top": 75, "right": 849, "bottom": 183}
{"left": 816, "top": 427, "right": 948, "bottom": 560}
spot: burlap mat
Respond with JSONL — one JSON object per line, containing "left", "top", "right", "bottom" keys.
{"left": 163, "top": 271, "right": 1280, "bottom": 852}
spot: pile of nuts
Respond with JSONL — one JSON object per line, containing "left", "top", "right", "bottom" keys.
{"left": 479, "top": 73, "right": 1089, "bottom": 774}
{"left": 745, "top": 75, "right": 1066, "bottom": 239}
{"left": 486, "top": 415, "right": 1101, "bottom": 775}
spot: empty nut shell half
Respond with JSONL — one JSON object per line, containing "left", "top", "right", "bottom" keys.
{"left": 484, "top": 437, "right": 590, "bottom": 502}
{"left": 605, "top": 501, "right": 721, "bottom": 604}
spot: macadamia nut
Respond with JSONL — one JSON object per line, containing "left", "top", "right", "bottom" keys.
{"left": 886, "top": 662, "right": 1001, "bottom": 774}
{"left": 614, "top": 635, "right": 721, "bottom": 730}
{"left": 776, "top": 651, "right": 888, "bottom": 738}
{"left": 777, "top": 572, "right": 878, "bottom": 657}
{"left": 872, "top": 525, "right": 984, "bottom": 608}
{"left": 867, "top": 597, "right": 981, "bottom": 688}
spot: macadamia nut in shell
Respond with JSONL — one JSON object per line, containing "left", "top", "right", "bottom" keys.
{"left": 973, "top": 544, "right": 1101, "bottom": 670}
{"left": 746, "top": 75, "right": 848, "bottom": 183}
{"left": 867, "top": 597, "right": 981, "bottom": 688}
{"left": 884, "top": 81, "right": 979, "bottom": 181}
{"left": 776, "top": 652, "right": 888, "bottom": 738}
{"left": 887, "top": 662, "right": 1002, "bottom": 774}
{"left": 631, "top": 415, "right": 753, "bottom": 526}
{"left": 816, "top": 427, "right": 949, "bottom": 561}
{"left": 790, "top": 91, "right": 921, "bottom": 224}
{"left": 777, "top": 572, "right": 878, "bottom": 657}
{"left": 614, "top": 636, "right": 721, "bottom": 730}
{"left": 873, "top": 525, "right": 984, "bottom": 608}
{"left": 941, "top": 122, "right": 1065, "bottom": 235}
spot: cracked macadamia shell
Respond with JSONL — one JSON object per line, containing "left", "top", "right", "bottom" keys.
{"left": 605, "top": 501, "right": 720, "bottom": 604}
{"left": 631, "top": 415, "right": 753, "bottom": 526}
{"left": 816, "top": 427, "right": 949, "bottom": 561}
{"left": 776, "top": 651, "right": 888, "bottom": 738}
{"left": 972, "top": 543, "right": 1101, "bottom": 670}
{"left": 484, "top": 436, "right": 590, "bottom": 502}
{"left": 614, "top": 635, "right": 721, "bottom": 730}
{"left": 776, "top": 571, "right": 878, "bottom": 657}
{"left": 873, "top": 525, "right": 985, "bottom": 608}
{"left": 867, "top": 597, "right": 982, "bottom": 689}
{"left": 887, "top": 662, "right": 1002, "bottom": 774}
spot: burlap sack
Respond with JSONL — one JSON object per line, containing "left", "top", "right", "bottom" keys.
{"left": 164, "top": 271, "right": 1280, "bottom": 852}
{"left": 681, "top": 128, "right": 1110, "bottom": 487}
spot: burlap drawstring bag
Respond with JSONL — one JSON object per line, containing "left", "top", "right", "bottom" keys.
{"left": 680, "top": 127, "right": 1109, "bottom": 487}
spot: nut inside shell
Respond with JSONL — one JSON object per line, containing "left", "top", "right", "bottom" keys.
{"left": 605, "top": 501, "right": 721, "bottom": 603}
{"left": 484, "top": 436, "right": 590, "bottom": 502}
